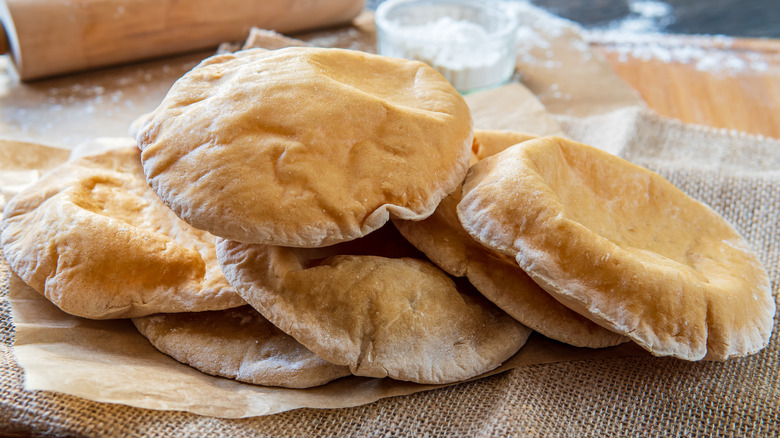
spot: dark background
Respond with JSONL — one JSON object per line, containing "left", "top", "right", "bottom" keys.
{"left": 367, "top": 0, "right": 780, "bottom": 38}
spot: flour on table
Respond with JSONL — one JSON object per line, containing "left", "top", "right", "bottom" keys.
{"left": 582, "top": 0, "right": 772, "bottom": 74}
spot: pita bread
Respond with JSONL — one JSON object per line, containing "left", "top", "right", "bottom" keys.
{"left": 132, "top": 306, "right": 351, "bottom": 388}
{"left": 1, "top": 145, "right": 245, "bottom": 319}
{"left": 458, "top": 136, "right": 775, "bottom": 361}
{"left": 395, "top": 130, "right": 627, "bottom": 348}
{"left": 136, "top": 47, "right": 473, "bottom": 247}
{"left": 216, "top": 225, "right": 531, "bottom": 384}
{"left": 469, "top": 129, "right": 539, "bottom": 164}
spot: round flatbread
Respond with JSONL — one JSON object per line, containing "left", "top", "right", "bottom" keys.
{"left": 458, "top": 136, "right": 775, "bottom": 361}
{"left": 136, "top": 47, "right": 473, "bottom": 248}
{"left": 395, "top": 130, "right": 627, "bottom": 348}
{"left": 470, "top": 129, "right": 538, "bottom": 164}
{"left": 1, "top": 145, "right": 244, "bottom": 319}
{"left": 133, "top": 306, "right": 351, "bottom": 388}
{"left": 216, "top": 225, "right": 531, "bottom": 384}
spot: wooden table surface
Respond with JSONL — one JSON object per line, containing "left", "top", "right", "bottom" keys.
{"left": 593, "top": 36, "right": 780, "bottom": 139}
{"left": 0, "top": 26, "right": 777, "bottom": 145}
{"left": 369, "top": 0, "right": 780, "bottom": 137}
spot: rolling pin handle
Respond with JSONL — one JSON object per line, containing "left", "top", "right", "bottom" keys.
{"left": 0, "top": 22, "right": 8, "bottom": 55}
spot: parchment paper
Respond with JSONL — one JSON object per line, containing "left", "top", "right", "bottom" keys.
{"left": 7, "top": 272, "right": 647, "bottom": 418}
{"left": 0, "top": 80, "right": 647, "bottom": 417}
{"left": 0, "top": 4, "right": 755, "bottom": 420}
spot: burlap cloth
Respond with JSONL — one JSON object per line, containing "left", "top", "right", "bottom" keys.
{"left": 1, "top": 6, "right": 779, "bottom": 436}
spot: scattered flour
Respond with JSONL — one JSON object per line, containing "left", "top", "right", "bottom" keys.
{"left": 630, "top": 0, "right": 672, "bottom": 18}
{"left": 617, "top": 0, "right": 676, "bottom": 33}
{"left": 303, "top": 27, "right": 369, "bottom": 51}
{"left": 496, "top": 0, "right": 771, "bottom": 75}
{"left": 1, "top": 57, "right": 196, "bottom": 146}
{"left": 582, "top": 0, "right": 771, "bottom": 74}
{"left": 501, "top": 1, "right": 588, "bottom": 69}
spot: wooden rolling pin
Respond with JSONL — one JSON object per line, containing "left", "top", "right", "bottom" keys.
{"left": 0, "top": 0, "right": 365, "bottom": 81}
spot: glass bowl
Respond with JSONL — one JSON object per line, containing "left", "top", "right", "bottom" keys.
{"left": 375, "top": 0, "right": 518, "bottom": 93}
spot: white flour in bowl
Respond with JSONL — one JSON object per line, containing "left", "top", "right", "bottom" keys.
{"left": 384, "top": 17, "right": 506, "bottom": 91}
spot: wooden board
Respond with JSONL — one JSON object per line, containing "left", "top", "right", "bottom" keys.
{"left": 593, "top": 36, "right": 780, "bottom": 139}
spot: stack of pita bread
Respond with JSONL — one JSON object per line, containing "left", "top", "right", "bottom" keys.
{"left": 1, "top": 47, "right": 774, "bottom": 390}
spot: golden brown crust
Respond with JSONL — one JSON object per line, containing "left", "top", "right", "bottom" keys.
{"left": 395, "top": 130, "right": 627, "bottom": 348}
{"left": 136, "top": 47, "right": 472, "bottom": 247}
{"left": 470, "top": 129, "right": 539, "bottom": 163}
{"left": 132, "top": 306, "right": 351, "bottom": 388}
{"left": 458, "top": 136, "right": 775, "bottom": 360}
{"left": 1, "top": 146, "right": 244, "bottom": 319}
{"left": 215, "top": 225, "right": 531, "bottom": 384}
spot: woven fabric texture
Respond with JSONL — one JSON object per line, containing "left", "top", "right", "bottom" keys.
{"left": 1, "top": 109, "right": 779, "bottom": 437}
